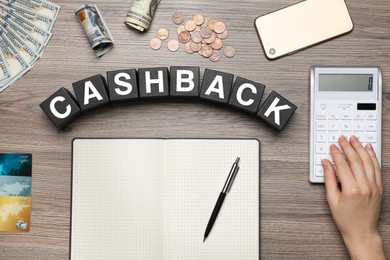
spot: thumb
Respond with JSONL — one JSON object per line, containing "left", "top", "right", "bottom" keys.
{"left": 322, "top": 159, "right": 340, "bottom": 205}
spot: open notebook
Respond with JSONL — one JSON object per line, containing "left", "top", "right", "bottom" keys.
{"left": 70, "top": 138, "right": 260, "bottom": 260}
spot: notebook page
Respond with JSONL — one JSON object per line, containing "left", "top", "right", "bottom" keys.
{"left": 71, "top": 139, "right": 164, "bottom": 260}
{"left": 163, "top": 139, "right": 260, "bottom": 260}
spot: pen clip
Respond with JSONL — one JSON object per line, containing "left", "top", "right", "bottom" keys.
{"left": 227, "top": 166, "right": 239, "bottom": 193}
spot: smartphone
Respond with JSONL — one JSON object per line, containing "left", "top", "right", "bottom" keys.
{"left": 254, "top": 0, "right": 353, "bottom": 59}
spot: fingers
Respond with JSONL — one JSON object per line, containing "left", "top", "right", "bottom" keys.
{"left": 338, "top": 136, "right": 368, "bottom": 184}
{"left": 322, "top": 159, "right": 340, "bottom": 204}
{"left": 349, "top": 136, "right": 375, "bottom": 185}
{"left": 365, "top": 143, "right": 382, "bottom": 193}
{"left": 329, "top": 143, "right": 354, "bottom": 190}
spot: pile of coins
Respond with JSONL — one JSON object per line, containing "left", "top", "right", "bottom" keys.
{"left": 149, "top": 12, "right": 236, "bottom": 62}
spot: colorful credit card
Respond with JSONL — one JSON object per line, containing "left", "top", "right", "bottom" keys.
{"left": 0, "top": 153, "right": 32, "bottom": 232}
{"left": 0, "top": 196, "right": 32, "bottom": 232}
{"left": 0, "top": 153, "right": 32, "bottom": 177}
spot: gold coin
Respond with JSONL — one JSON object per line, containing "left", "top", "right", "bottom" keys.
{"left": 185, "top": 41, "right": 194, "bottom": 54}
{"left": 172, "top": 11, "right": 184, "bottom": 25}
{"left": 177, "top": 25, "right": 186, "bottom": 35}
{"left": 184, "top": 20, "right": 197, "bottom": 32}
{"left": 200, "top": 26, "right": 212, "bottom": 39}
{"left": 191, "top": 31, "right": 202, "bottom": 43}
{"left": 224, "top": 46, "right": 236, "bottom": 58}
{"left": 210, "top": 38, "right": 223, "bottom": 50}
{"left": 167, "top": 39, "right": 180, "bottom": 52}
{"left": 178, "top": 30, "right": 191, "bottom": 43}
{"left": 207, "top": 18, "right": 218, "bottom": 31}
{"left": 200, "top": 45, "right": 213, "bottom": 58}
{"left": 157, "top": 28, "right": 169, "bottom": 40}
{"left": 213, "top": 21, "right": 226, "bottom": 33}
{"left": 149, "top": 37, "right": 162, "bottom": 50}
{"left": 190, "top": 41, "right": 202, "bottom": 52}
{"left": 204, "top": 32, "right": 216, "bottom": 44}
{"left": 193, "top": 13, "right": 205, "bottom": 26}
{"left": 217, "top": 29, "right": 229, "bottom": 39}
{"left": 209, "top": 50, "right": 221, "bottom": 62}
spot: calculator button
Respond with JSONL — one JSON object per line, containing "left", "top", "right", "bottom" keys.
{"left": 315, "top": 167, "right": 324, "bottom": 177}
{"left": 328, "top": 121, "right": 339, "bottom": 131}
{"left": 365, "top": 113, "right": 377, "bottom": 120}
{"left": 353, "top": 121, "right": 364, "bottom": 132}
{"left": 353, "top": 133, "right": 364, "bottom": 142}
{"left": 371, "top": 144, "right": 378, "bottom": 153}
{"left": 316, "top": 144, "right": 327, "bottom": 154}
{"left": 329, "top": 133, "right": 338, "bottom": 143}
{"left": 328, "top": 113, "right": 339, "bottom": 120}
{"left": 341, "top": 121, "right": 352, "bottom": 131}
{"left": 316, "top": 112, "right": 327, "bottom": 120}
{"left": 316, "top": 155, "right": 326, "bottom": 165}
{"left": 316, "top": 133, "right": 327, "bottom": 143}
{"left": 316, "top": 122, "right": 327, "bottom": 131}
{"left": 341, "top": 133, "right": 351, "bottom": 141}
{"left": 353, "top": 113, "right": 364, "bottom": 120}
{"left": 365, "top": 122, "right": 377, "bottom": 132}
{"left": 341, "top": 113, "right": 352, "bottom": 120}
{"left": 365, "top": 134, "right": 377, "bottom": 143}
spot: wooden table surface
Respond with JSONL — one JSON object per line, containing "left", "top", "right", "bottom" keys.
{"left": 0, "top": 0, "right": 389, "bottom": 259}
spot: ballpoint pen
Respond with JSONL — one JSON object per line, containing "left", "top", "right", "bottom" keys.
{"left": 203, "top": 157, "right": 240, "bottom": 242}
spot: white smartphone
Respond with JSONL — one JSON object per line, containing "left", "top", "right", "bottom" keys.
{"left": 310, "top": 66, "right": 382, "bottom": 183}
{"left": 255, "top": 0, "right": 354, "bottom": 59}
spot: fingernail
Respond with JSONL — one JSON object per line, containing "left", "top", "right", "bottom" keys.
{"left": 339, "top": 135, "right": 347, "bottom": 142}
{"left": 350, "top": 135, "right": 358, "bottom": 143}
{"left": 321, "top": 159, "right": 329, "bottom": 170}
{"left": 366, "top": 143, "right": 374, "bottom": 151}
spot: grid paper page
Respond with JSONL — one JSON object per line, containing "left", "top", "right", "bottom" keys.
{"left": 71, "top": 139, "right": 164, "bottom": 260}
{"left": 163, "top": 139, "right": 260, "bottom": 260}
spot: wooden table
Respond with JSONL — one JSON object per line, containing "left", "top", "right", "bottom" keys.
{"left": 0, "top": 0, "right": 389, "bottom": 259}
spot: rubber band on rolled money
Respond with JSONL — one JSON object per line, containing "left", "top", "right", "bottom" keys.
{"left": 124, "top": 0, "right": 161, "bottom": 32}
{"left": 75, "top": 4, "right": 114, "bottom": 57}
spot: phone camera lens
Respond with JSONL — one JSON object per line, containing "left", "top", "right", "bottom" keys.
{"left": 269, "top": 48, "right": 276, "bottom": 55}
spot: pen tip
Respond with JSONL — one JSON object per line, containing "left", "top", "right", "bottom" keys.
{"left": 203, "top": 237, "right": 206, "bottom": 243}
{"left": 235, "top": 157, "right": 240, "bottom": 163}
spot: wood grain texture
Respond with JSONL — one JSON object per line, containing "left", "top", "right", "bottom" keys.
{"left": 0, "top": 0, "right": 389, "bottom": 259}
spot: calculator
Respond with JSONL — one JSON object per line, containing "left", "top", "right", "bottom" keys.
{"left": 310, "top": 67, "right": 382, "bottom": 183}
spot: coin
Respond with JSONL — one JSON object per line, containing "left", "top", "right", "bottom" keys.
{"left": 167, "top": 39, "right": 180, "bottom": 52}
{"left": 185, "top": 41, "right": 194, "bottom": 54}
{"left": 200, "top": 45, "right": 213, "bottom": 58}
{"left": 157, "top": 28, "right": 169, "bottom": 40}
{"left": 210, "top": 38, "right": 223, "bottom": 50}
{"left": 213, "top": 21, "right": 225, "bottom": 34}
{"left": 194, "top": 26, "right": 201, "bottom": 32}
{"left": 209, "top": 50, "right": 221, "bottom": 62}
{"left": 191, "top": 31, "right": 202, "bottom": 43}
{"left": 200, "top": 26, "right": 212, "bottom": 39}
{"left": 184, "top": 20, "right": 197, "bottom": 32}
{"left": 193, "top": 13, "right": 205, "bottom": 26}
{"left": 149, "top": 37, "right": 162, "bottom": 50}
{"left": 224, "top": 46, "right": 236, "bottom": 58}
{"left": 217, "top": 29, "right": 229, "bottom": 39}
{"left": 204, "top": 32, "right": 216, "bottom": 44}
{"left": 178, "top": 30, "right": 191, "bottom": 43}
{"left": 190, "top": 41, "right": 202, "bottom": 52}
{"left": 172, "top": 11, "right": 184, "bottom": 25}
{"left": 207, "top": 18, "right": 218, "bottom": 30}
{"left": 177, "top": 25, "right": 186, "bottom": 34}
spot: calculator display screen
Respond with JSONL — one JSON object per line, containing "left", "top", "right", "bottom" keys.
{"left": 319, "top": 74, "right": 373, "bottom": 91}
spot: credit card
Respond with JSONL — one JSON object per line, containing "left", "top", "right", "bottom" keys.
{"left": 0, "top": 153, "right": 32, "bottom": 176}
{"left": 0, "top": 176, "right": 31, "bottom": 196}
{"left": 0, "top": 196, "right": 31, "bottom": 232}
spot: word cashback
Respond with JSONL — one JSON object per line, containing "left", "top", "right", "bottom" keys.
{"left": 40, "top": 67, "right": 297, "bottom": 131}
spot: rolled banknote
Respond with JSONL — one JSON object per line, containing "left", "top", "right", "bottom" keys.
{"left": 124, "top": 0, "right": 160, "bottom": 32}
{"left": 75, "top": 4, "right": 114, "bottom": 57}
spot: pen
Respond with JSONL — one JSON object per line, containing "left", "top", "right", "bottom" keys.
{"left": 203, "top": 157, "right": 240, "bottom": 242}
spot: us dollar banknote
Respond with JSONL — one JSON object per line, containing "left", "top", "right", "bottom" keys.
{"left": 124, "top": 0, "right": 161, "bottom": 32}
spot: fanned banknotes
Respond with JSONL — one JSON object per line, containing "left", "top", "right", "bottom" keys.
{"left": 0, "top": 0, "right": 59, "bottom": 92}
